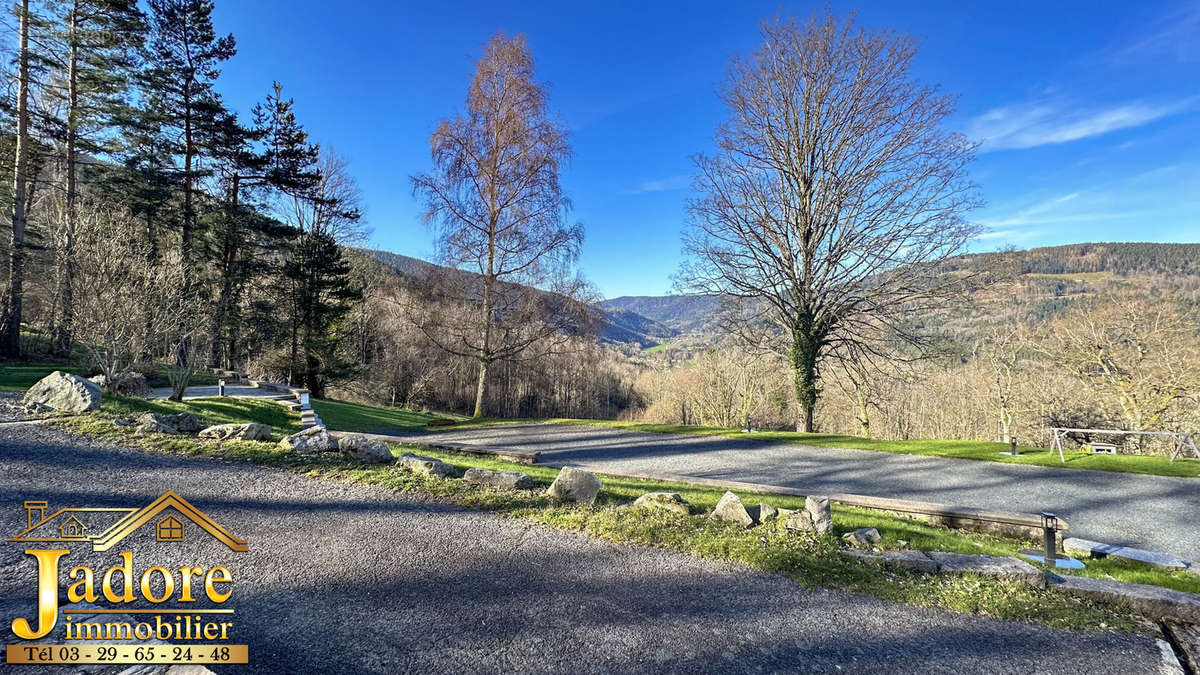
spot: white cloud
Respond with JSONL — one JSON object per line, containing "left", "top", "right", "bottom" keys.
{"left": 1111, "top": 4, "right": 1200, "bottom": 64}
{"left": 966, "top": 99, "right": 1192, "bottom": 151}
{"left": 623, "top": 174, "right": 690, "bottom": 194}
{"left": 976, "top": 228, "right": 1041, "bottom": 241}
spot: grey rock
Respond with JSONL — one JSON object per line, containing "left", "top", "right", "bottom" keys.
{"left": 398, "top": 452, "right": 457, "bottom": 478}
{"left": 337, "top": 434, "right": 394, "bottom": 463}
{"left": 547, "top": 466, "right": 602, "bottom": 504}
{"left": 755, "top": 503, "right": 779, "bottom": 522}
{"left": 133, "top": 412, "right": 182, "bottom": 435}
{"left": 842, "top": 550, "right": 940, "bottom": 574}
{"left": 1164, "top": 621, "right": 1200, "bottom": 674}
{"left": 463, "top": 467, "right": 534, "bottom": 490}
{"left": 784, "top": 508, "right": 816, "bottom": 533}
{"left": 633, "top": 492, "right": 691, "bottom": 516}
{"left": 199, "top": 423, "right": 273, "bottom": 442}
{"left": 280, "top": 426, "right": 339, "bottom": 454}
{"left": 710, "top": 491, "right": 754, "bottom": 528}
{"left": 171, "top": 412, "right": 202, "bottom": 434}
{"left": 1063, "top": 537, "right": 1188, "bottom": 570}
{"left": 115, "top": 372, "right": 150, "bottom": 397}
{"left": 112, "top": 418, "right": 132, "bottom": 427}
{"left": 843, "top": 528, "right": 882, "bottom": 549}
{"left": 90, "top": 372, "right": 150, "bottom": 397}
{"left": 805, "top": 495, "right": 833, "bottom": 535}
{"left": 927, "top": 552, "right": 1044, "bottom": 587}
{"left": 1048, "top": 574, "right": 1200, "bottom": 622}
{"left": 22, "top": 370, "right": 101, "bottom": 413}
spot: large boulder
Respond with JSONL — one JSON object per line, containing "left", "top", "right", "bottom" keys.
{"left": 463, "top": 467, "right": 534, "bottom": 490}
{"left": 710, "top": 491, "right": 754, "bottom": 528}
{"left": 547, "top": 466, "right": 602, "bottom": 505}
{"left": 338, "top": 434, "right": 394, "bottom": 463}
{"left": 633, "top": 492, "right": 691, "bottom": 516}
{"left": 397, "top": 452, "right": 456, "bottom": 478}
{"left": 199, "top": 423, "right": 272, "bottom": 442}
{"left": 22, "top": 371, "right": 101, "bottom": 414}
{"left": 279, "top": 426, "right": 338, "bottom": 454}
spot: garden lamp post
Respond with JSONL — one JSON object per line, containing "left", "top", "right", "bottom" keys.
{"left": 1041, "top": 512, "right": 1058, "bottom": 564}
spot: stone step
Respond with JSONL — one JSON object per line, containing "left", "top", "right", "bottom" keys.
{"left": 841, "top": 550, "right": 939, "bottom": 573}
{"left": 1047, "top": 574, "right": 1200, "bottom": 623}
{"left": 1164, "top": 621, "right": 1200, "bottom": 674}
{"left": 1063, "top": 537, "right": 1188, "bottom": 569}
{"left": 925, "top": 551, "right": 1044, "bottom": 586}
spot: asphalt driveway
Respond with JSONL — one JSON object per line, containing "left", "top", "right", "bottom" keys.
{"left": 0, "top": 425, "right": 1167, "bottom": 674}
{"left": 408, "top": 424, "right": 1200, "bottom": 562}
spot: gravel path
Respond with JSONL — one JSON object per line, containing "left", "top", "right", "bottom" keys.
{"left": 408, "top": 424, "right": 1200, "bottom": 562}
{"left": 0, "top": 392, "right": 28, "bottom": 423}
{"left": 0, "top": 425, "right": 1168, "bottom": 674}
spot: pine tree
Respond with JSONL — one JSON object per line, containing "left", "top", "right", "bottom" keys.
{"left": 41, "top": 0, "right": 147, "bottom": 355}
{"left": 208, "top": 82, "right": 321, "bottom": 367}
{"left": 140, "top": 0, "right": 235, "bottom": 277}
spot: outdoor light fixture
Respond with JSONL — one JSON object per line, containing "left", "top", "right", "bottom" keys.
{"left": 1020, "top": 511, "right": 1084, "bottom": 569}
{"left": 1041, "top": 512, "right": 1058, "bottom": 563}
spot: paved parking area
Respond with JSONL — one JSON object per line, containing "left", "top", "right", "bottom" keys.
{"left": 410, "top": 423, "right": 1200, "bottom": 562}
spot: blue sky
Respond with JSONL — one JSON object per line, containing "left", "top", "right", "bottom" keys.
{"left": 212, "top": 0, "right": 1199, "bottom": 298}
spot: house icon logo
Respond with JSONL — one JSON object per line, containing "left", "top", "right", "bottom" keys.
{"left": 8, "top": 491, "right": 248, "bottom": 552}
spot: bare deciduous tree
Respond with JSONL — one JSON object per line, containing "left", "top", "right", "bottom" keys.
{"left": 1038, "top": 299, "right": 1200, "bottom": 435}
{"left": 71, "top": 198, "right": 199, "bottom": 392}
{"left": 680, "top": 11, "right": 982, "bottom": 431}
{"left": 410, "top": 31, "right": 588, "bottom": 418}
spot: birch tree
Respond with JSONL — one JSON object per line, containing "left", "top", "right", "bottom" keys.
{"left": 411, "top": 32, "right": 587, "bottom": 418}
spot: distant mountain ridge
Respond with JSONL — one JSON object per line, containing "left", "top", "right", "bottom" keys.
{"left": 360, "top": 248, "right": 674, "bottom": 348}
{"left": 361, "top": 242, "right": 1200, "bottom": 349}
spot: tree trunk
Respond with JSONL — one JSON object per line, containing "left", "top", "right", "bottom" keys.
{"left": 52, "top": 6, "right": 80, "bottom": 357}
{"left": 473, "top": 221, "right": 497, "bottom": 419}
{"left": 1, "top": 0, "right": 31, "bottom": 359}
{"left": 210, "top": 176, "right": 239, "bottom": 367}
{"left": 790, "top": 322, "right": 822, "bottom": 433}
{"left": 856, "top": 385, "right": 871, "bottom": 438}
{"left": 472, "top": 358, "right": 489, "bottom": 419}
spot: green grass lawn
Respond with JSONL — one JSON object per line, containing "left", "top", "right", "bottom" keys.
{"left": 100, "top": 393, "right": 299, "bottom": 438}
{"left": 0, "top": 362, "right": 82, "bottom": 391}
{"left": 0, "top": 362, "right": 218, "bottom": 392}
{"left": 312, "top": 398, "right": 470, "bottom": 432}
{"left": 542, "top": 420, "right": 1200, "bottom": 479}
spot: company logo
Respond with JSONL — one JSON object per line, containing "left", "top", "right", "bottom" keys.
{"left": 5, "top": 492, "right": 249, "bottom": 666}
{"left": 9, "top": 492, "right": 248, "bottom": 552}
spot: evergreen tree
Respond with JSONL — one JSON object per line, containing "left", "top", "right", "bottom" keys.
{"left": 140, "top": 0, "right": 235, "bottom": 276}
{"left": 207, "top": 82, "right": 320, "bottom": 367}
{"left": 283, "top": 229, "right": 361, "bottom": 397}
{"left": 40, "top": 0, "right": 147, "bottom": 354}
